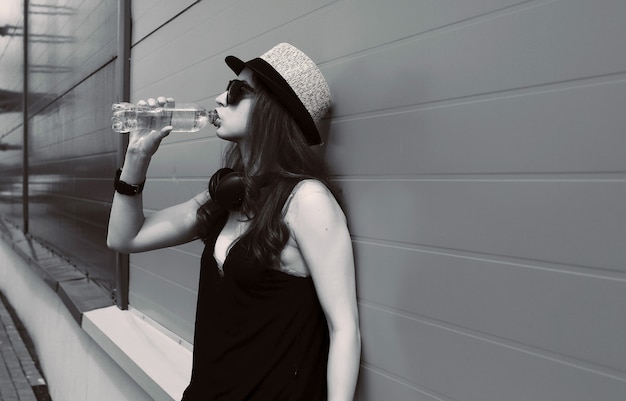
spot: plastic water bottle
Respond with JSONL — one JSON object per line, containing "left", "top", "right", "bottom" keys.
{"left": 111, "top": 102, "right": 218, "bottom": 133}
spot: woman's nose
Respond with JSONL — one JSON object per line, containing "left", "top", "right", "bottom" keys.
{"left": 215, "top": 90, "right": 227, "bottom": 107}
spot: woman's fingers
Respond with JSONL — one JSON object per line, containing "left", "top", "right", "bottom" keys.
{"left": 156, "top": 96, "right": 170, "bottom": 107}
{"left": 159, "top": 126, "right": 173, "bottom": 138}
{"left": 135, "top": 97, "right": 174, "bottom": 108}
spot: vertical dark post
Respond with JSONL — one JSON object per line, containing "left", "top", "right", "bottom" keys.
{"left": 115, "top": 0, "right": 131, "bottom": 309}
{"left": 22, "top": 0, "right": 29, "bottom": 234}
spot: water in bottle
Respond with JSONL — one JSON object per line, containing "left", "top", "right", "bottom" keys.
{"left": 111, "top": 102, "right": 218, "bottom": 133}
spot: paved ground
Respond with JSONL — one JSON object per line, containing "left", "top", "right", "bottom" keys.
{"left": 0, "top": 293, "right": 52, "bottom": 401}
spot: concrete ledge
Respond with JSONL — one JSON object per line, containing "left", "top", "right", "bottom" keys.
{"left": 1, "top": 218, "right": 192, "bottom": 401}
{"left": 58, "top": 279, "right": 115, "bottom": 324}
{"left": 82, "top": 306, "right": 192, "bottom": 401}
{"left": 0, "top": 220, "right": 113, "bottom": 324}
{"left": 0, "top": 236, "right": 156, "bottom": 401}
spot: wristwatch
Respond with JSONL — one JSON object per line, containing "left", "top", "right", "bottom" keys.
{"left": 114, "top": 168, "right": 145, "bottom": 196}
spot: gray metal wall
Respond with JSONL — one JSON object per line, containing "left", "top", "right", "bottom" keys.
{"left": 0, "top": 0, "right": 624, "bottom": 400}
{"left": 129, "top": 1, "right": 626, "bottom": 400}
{"left": 0, "top": 1, "right": 119, "bottom": 289}
{"left": 27, "top": 1, "right": 119, "bottom": 289}
{"left": 0, "top": 0, "right": 26, "bottom": 226}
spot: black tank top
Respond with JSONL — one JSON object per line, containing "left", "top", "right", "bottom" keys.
{"left": 182, "top": 181, "right": 329, "bottom": 401}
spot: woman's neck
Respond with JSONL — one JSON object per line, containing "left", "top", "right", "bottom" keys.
{"left": 237, "top": 141, "right": 251, "bottom": 169}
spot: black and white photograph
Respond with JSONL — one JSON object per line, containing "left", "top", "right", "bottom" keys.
{"left": 0, "top": 1, "right": 624, "bottom": 400}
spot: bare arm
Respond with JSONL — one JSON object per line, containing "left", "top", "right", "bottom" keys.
{"left": 107, "top": 178, "right": 208, "bottom": 253}
{"left": 287, "top": 181, "right": 361, "bottom": 401}
{"left": 107, "top": 97, "right": 207, "bottom": 253}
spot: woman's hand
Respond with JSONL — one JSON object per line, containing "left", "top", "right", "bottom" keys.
{"left": 108, "top": 95, "right": 204, "bottom": 253}
{"left": 126, "top": 96, "right": 175, "bottom": 159}
{"left": 115, "top": 96, "right": 175, "bottom": 199}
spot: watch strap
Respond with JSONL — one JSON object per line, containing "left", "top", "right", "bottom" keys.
{"left": 114, "top": 168, "right": 145, "bottom": 196}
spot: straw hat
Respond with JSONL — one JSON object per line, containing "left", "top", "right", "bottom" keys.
{"left": 225, "top": 43, "right": 331, "bottom": 145}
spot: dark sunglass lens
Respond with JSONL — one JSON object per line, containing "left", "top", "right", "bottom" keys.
{"left": 226, "top": 80, "right": 242, "bottom": 105}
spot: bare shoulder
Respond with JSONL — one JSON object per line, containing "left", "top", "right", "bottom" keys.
{"left": 284, "top": 179, "right": 346, "bottom": 230}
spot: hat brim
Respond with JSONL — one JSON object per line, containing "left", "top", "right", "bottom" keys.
{"left": 225, "top": 55, "right": 321, "bottom": 146}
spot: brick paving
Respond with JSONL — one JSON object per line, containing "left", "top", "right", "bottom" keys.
{"left": 0, "top": 294, "right": 51, "bottom": 401}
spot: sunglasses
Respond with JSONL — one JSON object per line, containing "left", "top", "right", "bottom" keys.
{"left": 226, "top": 79, "right": 255, "bottom": 105}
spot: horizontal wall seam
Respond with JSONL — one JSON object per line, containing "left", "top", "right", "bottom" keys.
{"left": 359, "top": 363, "right": 449, "bottom": 401}
{"left": 351, "top": 237, "right": 626, "bottom": 280}
{"left": 132, "top": 1, "right": 201, "bottom": 48}
{"left": 358, "top": 301, "right": 626, "bottom": 383}
{"left": 26, "top": 56, "right": 117, "bottom": 120}
{"left": 330, "top": 70, "right": 626, "bottom": 122}
{"left": 130, "top": 263, "right": 198, "bottom": 293}
{"left": 333, "top": 174, "right": 626, "bottom": 181}
{"left": 320, "top": 0, "right": 542, "bottom": 66}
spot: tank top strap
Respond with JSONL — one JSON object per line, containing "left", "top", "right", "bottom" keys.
{"left": 281, "top": 178, "right": 311, "bottom": 215}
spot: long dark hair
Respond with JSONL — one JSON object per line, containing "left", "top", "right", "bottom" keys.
{"left": 196, "top": 74, "right": 341, "bottom": 269}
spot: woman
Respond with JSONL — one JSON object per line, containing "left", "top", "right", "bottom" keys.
{"left": 107, "top": 43, "right": 361, "bottom": 401}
